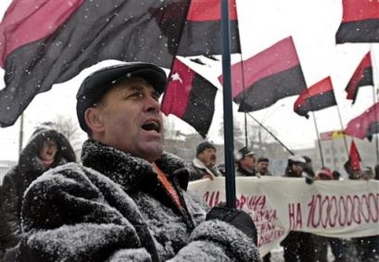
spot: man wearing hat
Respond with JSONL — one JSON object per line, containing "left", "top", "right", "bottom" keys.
{"left": 283, "top": 155, "right": 306, "bottom": 177}
{"left": 255, "top": 157, "right": 272, "bottom": 177}
{"left": 235, "top": 146, "right": 257, "bottom": 176}
{"left": 15, "top": 62, "right": 260, "bottom": 261}
{"left": 281, "top": 155, "right": 315, "bottom": 262}
{"left": 190, "top": 141, "right": 222, "bottom": 181}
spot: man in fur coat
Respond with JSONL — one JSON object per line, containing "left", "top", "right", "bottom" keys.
{"left": 0, "top": 123, "right": 76, "bottom": 260}
{"left": 14, "top": 62, "right": 261, "bottom": 262}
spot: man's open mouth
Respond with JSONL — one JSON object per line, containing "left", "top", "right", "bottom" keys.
{"left": 142, "top": 120, "right": 161, "bottom": 133}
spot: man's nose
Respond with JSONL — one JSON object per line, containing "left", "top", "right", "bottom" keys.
{"left": 145, "top": 95, "right": 160, "bottom": 113}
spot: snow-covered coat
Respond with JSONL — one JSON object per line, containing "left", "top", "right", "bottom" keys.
{"left": 0, "top": 128, "right": 76, "bottom": 259}
{"left": 16, "top": 139, "right": 261, "bottom": 262}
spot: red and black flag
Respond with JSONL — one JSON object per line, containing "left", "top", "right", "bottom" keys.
{"left": 345, "top": 51, "right": 373, "bottom": 104}
{"left": 344, "top": 102, "right": 379, "bottom": 140}
{"left": 172, "top": 0, "right": 241, "bottom": 56}
{"left": 161, "top": 58, "right": 217, "bottom": 138}
{"left": 218, "top": 36, "right": 307, "bottom": 112}
{"left": 294, "top": 77, "right": 337, "bottom": 118}
{"left": 0, "top": 0, "right": 192, "bottom": 127}
{"left": 344, "top": 140, "right": 362, "bottom": 177}
{"left": 336, "top": 0, "right": 379, "bottom": 43}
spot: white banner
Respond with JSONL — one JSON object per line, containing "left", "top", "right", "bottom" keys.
{"left": 188, "top": 177, "right": 379, "bottom": 256}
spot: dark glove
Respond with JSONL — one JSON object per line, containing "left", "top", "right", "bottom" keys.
{"left": 206, "top": 206, "right": 257, "bottom": 245}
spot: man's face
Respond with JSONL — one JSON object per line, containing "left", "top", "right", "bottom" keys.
{"left": 39, "top": 140, "right": 58, "bottom": 162}
{"left": 257, "top": 161, "right": 269, "bottom": 173}
{"left": 198, "top": 148, "right": 217, "bottom": 168}
{"left": 291, "top": 163, "right": 303, "bottom": 176}
{"left": 241, "top": 154, "right": 256, "bottom": 170}
{"left": 93, "top": 77, "right": 164, "bottom": 163}
{"left": 305, "top": 161, "right": 313, "bottom": 170}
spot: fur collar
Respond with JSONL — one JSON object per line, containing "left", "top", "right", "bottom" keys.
{"left": 81, "top": 140, "right": 190, "bottom": 192}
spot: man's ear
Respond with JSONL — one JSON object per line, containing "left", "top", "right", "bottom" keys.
{"left": 84, "top": 108, "right": 104, "bottom": 133}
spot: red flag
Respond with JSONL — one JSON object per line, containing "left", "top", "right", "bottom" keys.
{"left": 161, "top": 58, "right": 217, "bottom": 138}
{"left": 294, "top": 77, "right": 337, "bottom": 118}
{"left": 175, "top": 0, "right": 241, "bottom": 56}
{"left": 344, "top": 102, "right": 379, "bottom": 140}
{"left": 345, "top": 52, "right": 373, "bottom": 104}
{"left": 344, "top": 140, "right": 362, "bottom": 176}
{"left": 336, "top": 0, "right": 379, "bottom": 43}
{"left": 218, "top": 36, "right": 307, "bottom": 112}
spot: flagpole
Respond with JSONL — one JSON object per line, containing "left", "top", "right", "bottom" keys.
{"left": 336, "top": 104, "right": 350, "bottom": 157}
{"left": 221, "top": 0, "right": 236, "bottom": 208}
{"left": 310, "top": 112, "right": 325, "bottom": 167}
{"left": 370, "top": 45, "right": 379, "bottom": 164}
{"left": 244, "top": 113, "right": 248, "bottom": 147}
{"left": 18, "top": 113, "right": 24, "bottom": 154}
{"left": 246, "top": 113, "right": 294, "bottom": 155}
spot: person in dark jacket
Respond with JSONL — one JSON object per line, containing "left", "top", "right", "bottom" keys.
{"left": 235, "top": 147, "right": 257, "bottom": 177}
{"left": 14, "top": 63, "right": 261, "bottom": 262}
{"left": 190, "top": 141, "right": 221, "bottom": 181}
{"left": 255, "top": 157, "right": 272, "bottom": 177}
{"left": 280, "top": 155, "right": 315, "bottom": 262}
{"left": 0, "top": 123, "right": 76, "bottom": 260}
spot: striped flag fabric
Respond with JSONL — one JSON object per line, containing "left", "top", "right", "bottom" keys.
{"left": 174, "top": 0, "right": 241, "bottom": 56}
{"left": 294, "top": 77, "right": 337, "bottom": 118}
{"left": 336, "top": 0, "right": 379, "bottom": 43}
{"left": 345, "top": 51, "right": 373, "bottom": 104}
{"left": 0, "top": 0, "right": 191, "bottom": 127}
{"left": 344, "top": 102, "right": 379, "bottom": 140}
{"left": 161, "top": 58, "right": 217, "bottom": 138}
{"left": 218, "top": 36, "right": 307, "bottom": 112}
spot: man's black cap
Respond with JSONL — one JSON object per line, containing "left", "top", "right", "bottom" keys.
{"left": 235, "top": 146, "right": 254, "bottom": 162}
{"left": 257, "top": 157, "right": 269, "bottom": 163}
{"left": 196, "top": 141, "right": 216, "bottom": 156}
{"left": 76, "top": 62, "right": 167, "bottom": 132}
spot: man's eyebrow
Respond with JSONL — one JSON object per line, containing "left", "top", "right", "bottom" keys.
{"left": 125, "top": 84, "right": 144, "bottom": 91}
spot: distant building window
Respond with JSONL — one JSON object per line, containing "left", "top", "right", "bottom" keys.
{"left": 325, "top": 149, "right": 330, "bottom": 155}
{"left": 326, "top": 158, "right": 331, "bottom": 164}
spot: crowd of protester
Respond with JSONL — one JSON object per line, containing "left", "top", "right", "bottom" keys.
{"left": 189, "top": 143, "right": 379, "bottom": 262}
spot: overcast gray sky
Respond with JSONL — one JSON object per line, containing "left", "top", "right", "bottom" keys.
{"left": 0, "top": 0, "right": 376, "bottom": 161}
